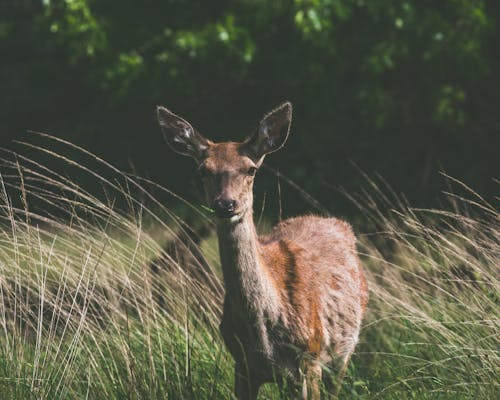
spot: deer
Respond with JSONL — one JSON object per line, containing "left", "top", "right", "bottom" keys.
{"left": 157, "top": 102, "right": 368, "bottom": 399}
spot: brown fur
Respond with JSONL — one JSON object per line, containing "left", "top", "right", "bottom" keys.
{"left": 157, "top": 102, "right": 368, "bottom": 399}
{"left": 218, "top": 213, "right": 367, "bottom": 399}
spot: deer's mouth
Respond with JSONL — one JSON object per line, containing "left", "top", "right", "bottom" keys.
{"left": 215, "top": 211, "right": 244, "bottom": 224}
{"left": 214, "top": 208, "right": 237, "bottom": 219}
{"left": 216, "top": 212, "right": 242, "bottom": 221}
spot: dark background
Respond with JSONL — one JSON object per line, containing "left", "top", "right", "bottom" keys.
{"left": 1, "top": 0, "right": 498, "bottom": 218}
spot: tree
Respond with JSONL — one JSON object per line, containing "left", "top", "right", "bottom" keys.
{"left": 1, "top": 0, "right": 497, "bottom": 214}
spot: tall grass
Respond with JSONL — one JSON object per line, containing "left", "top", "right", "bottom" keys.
{"left": 0, "top": 134, "right": 229, "bottom": 399}
{"left": 347, "top": 175, "right": 499, "bottom": 398}
{"left": 0, "top": 134, "right": 498, "bottom": 399}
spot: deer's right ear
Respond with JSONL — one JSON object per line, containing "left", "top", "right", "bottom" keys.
{"left": 157, "top": 106, "right": 210, "bottom": 161}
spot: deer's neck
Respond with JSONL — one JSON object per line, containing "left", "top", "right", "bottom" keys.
{"left": 217, "top": 212, "right": 280, "bottom": 320}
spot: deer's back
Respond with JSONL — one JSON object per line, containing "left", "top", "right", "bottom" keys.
{"left": 259, "top": 215, "right": 368, "bottom": 361}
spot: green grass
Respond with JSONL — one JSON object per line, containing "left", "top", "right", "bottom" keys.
{"left": 0, "top": 135, "right": 498, "bottom": 399}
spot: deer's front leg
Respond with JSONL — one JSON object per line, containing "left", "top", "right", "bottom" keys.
{"left": 234, "top": 363, "right": 261, "bottom": 400}
{"left": 301, "top": 361, "right": 322, "bottom": 400}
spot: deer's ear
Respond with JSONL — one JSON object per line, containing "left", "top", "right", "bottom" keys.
{"left": 243, "top": 102, "right": 292, "bottom": 161}
{"left": 157, "top": 106, "right": 210, "bottom": 161}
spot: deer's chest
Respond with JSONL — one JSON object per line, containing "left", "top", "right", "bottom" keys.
{"left": 219, "top": 296, "right": 299, "bottom": 379}
{"left": 220, "top": 296, "right": 270, "bottom": 358}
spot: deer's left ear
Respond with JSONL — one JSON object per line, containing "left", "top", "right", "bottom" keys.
{"left": 243, "top": 102, "right": 292, "bottom": 161}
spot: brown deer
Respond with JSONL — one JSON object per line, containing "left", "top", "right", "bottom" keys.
{"left": 157, "top": 102, "right": 368, "bottom": 399}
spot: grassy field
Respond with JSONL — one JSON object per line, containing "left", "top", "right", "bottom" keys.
{"left": 0, "top": 135, "right": 498, "bottom": 399}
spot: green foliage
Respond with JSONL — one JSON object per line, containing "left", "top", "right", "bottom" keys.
{"left": 42, "top": 0, "right": 107, "bottom": 62}
{"left": 0, "top": 0, "right": 498, "bottom": 213}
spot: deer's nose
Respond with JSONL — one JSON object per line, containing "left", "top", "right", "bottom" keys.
{"left": 213, "top": 198, "right": 237, "bottom": 218}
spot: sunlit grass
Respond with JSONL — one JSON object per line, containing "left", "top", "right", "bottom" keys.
{"left": 0, "top": 134, "right": 498, "bottom": 399}
{"left": 344, "top": 175, "right": 499, "bottom": 398}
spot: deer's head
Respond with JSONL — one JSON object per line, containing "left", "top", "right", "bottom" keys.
{"left": 157, "top": 102, "right": 292, "bottom": 223}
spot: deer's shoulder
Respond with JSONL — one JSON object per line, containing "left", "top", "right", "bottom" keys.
{"left": 259, "top": 215, "right": 356, "bottom": 250}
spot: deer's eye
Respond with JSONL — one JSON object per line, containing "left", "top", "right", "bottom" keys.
{"left": 247, "top": 167, "right": 257, "bottom": 176}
